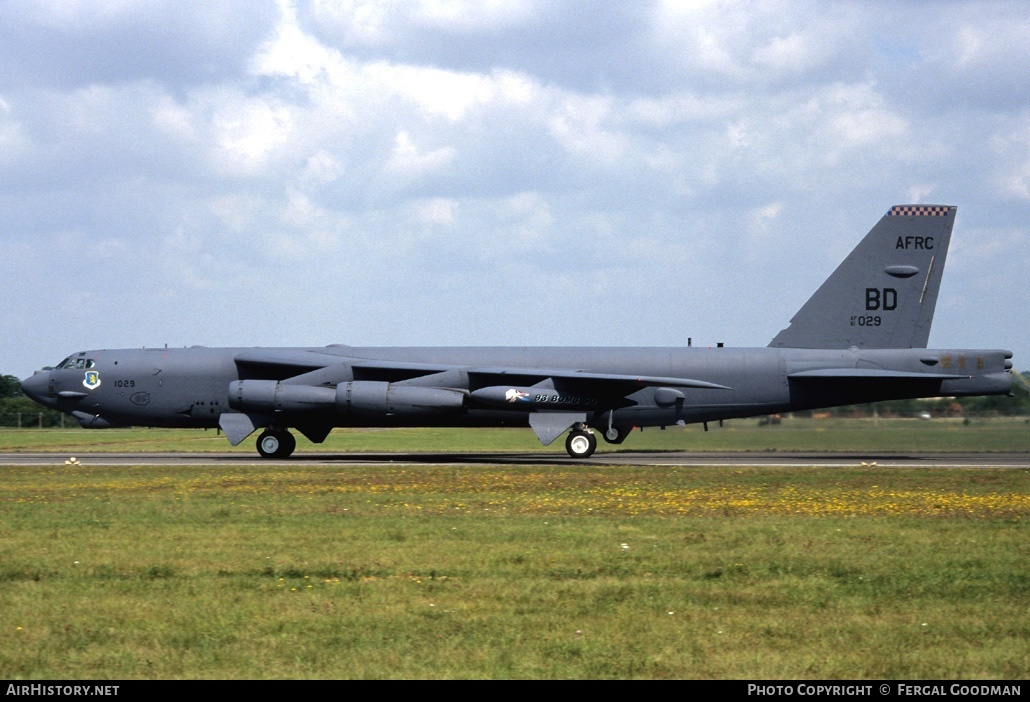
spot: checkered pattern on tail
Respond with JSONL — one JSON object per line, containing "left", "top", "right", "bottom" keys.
{"left": 887, "top": 205, "right": 952, "bottom": 216}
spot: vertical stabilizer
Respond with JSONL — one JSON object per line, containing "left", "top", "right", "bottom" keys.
{"left": 768, "top": 205, "right": 955, "bottom": 349}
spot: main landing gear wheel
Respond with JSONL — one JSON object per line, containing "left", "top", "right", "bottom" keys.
{"left": 565, "top": 429, "right": 597, "bottom": 459}
{"left": 256, "top": 429, "right": 296, "bottom": 459}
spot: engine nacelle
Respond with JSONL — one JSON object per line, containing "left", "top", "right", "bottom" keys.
{"left": 336, "top": 381, "right": 466, "bottom": 416}
{"left": 228, "top": 380, "right": 335, "bottom": 413}
{"left": 228, "top": 380, "right": 465, "bottom": 417}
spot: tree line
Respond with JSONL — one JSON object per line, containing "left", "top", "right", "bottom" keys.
{"left": 0, "top": 374, "right": 67, "bottom": 427}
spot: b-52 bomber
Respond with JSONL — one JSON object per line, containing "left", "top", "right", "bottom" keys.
{"left": 21, "top": 205, "right": 1014, "bottom": 459}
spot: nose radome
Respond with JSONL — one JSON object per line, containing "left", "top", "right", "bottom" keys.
{"left": 20, "top": 371, "right": 50, "bottom": 401}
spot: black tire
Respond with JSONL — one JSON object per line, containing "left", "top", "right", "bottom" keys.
{"left": 279, "top": 431, "right": 296, "bottom": 457}
{"left": 565, "top": 430, "right": 597, "bottom": 458}
{"left": 257, "top": 429, "right": 295, "bottom": 459}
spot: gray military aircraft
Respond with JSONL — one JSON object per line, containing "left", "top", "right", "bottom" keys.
{"left": 21, "top": 205, "right": 1014, "bottom": 459}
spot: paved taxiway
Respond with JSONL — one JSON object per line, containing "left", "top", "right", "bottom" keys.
{"left": 1, "top": 451, "right": 1027, "bottom": 468}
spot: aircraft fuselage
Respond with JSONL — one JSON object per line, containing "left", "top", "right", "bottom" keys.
{"left": 21, "top": 344, "right": 1013, "bottom": 436}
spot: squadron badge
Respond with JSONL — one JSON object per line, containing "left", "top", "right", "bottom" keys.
{"left": 83, "top": 370, "right": 101, "bottom": 390}
{"left": 504, "top": 388, "right": 530, "bottom": 403}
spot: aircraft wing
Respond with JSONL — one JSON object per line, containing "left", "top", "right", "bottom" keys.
{"left": 234, "top": 349, "right": 731, "bottom": 397}
{"left": 230, "top": 349, "right": 729, "bottom": 447}
{"left": 463, "top": 368, "right": 729, "bottom": 447}
{"left": 467, "top": 367, "right": 730, "bottom": 396}
{"left": 351, "top": 360, "right": 463, "bottom": 382}
{"left": 233, "top": 348, "right": 344, "bottom": 374}
{"left": 788, "top": 369, "right": 969, "bottom": 381}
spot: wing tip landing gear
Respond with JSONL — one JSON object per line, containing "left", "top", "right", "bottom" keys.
{"left": 602, "top": 424, "right": 630, "bottom": 444}
{"left": 257, "top": 429, "right": 296, "bottom": 459}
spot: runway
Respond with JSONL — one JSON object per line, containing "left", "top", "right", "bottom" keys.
{"left": 2, "top": 451, "right": 1028, "bottom": 468}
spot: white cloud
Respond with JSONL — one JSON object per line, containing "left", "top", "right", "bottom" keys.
{"left": 826, "top": 90, "right": 907, "bottom": 148}
{"left": 990, "top": 116, "right": 1030, "bottom": 200}
{"left": 751, "top": 201, "right": 782, "bottom": 228}
{"left": 151, "top": 96, "right": 199, "bottom": 142}
{"left": 301, "top": 150, "right": 343, "bottom": 184}
{"left": 548, "top": 95, "right": 628, "bottom": 162}
{"left": 12, "top": 0, "right": 154, "bottom": 30}
{"left": 905, "top": 185, "right": 937, "bottom": 204}
{"left": 0, "top": 96, "right": 29, "bottom": 160}
{"left": 369, "top": 63, "right": 499, "bottom": 122}
{"left": 654, "top": 0, "right": 853, "bottom": 84}
{"left": 209, "top": 194, "right": 263, "bottom": 234}
{"left": 212, "top": 99, "right": 295, "bottom": 175}
{"left": 416, "top": 198, "right": 458, "bottom": 226}
{"left": 282, "top": 188, "right": 322, "bottom": 226}
{"left": 414, "top": 0, "right": 538, "bottom": 32}
{"left": 627, "top": 93, "right": 742, "bottom": 126}
{"left": 383, "top": 130, "right": 455, "bottom": 181}
{"left": 308, "top": 0, "right": 538, "bottom": 44}
{"left": 0, "top": 0, "right": 1027, "bottom": 378}
{"left": 254, "top": 7, "right": 338, "bottom": 85}
{"left": 753, "top": 33, "right": 815, "bottom": 73}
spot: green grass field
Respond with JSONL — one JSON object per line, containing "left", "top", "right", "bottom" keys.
{"left": 2, "top": 415, "right": 1028, "bottom": 455}
{"left": 0, "top": 420, "right": 1027, "bottom": 679}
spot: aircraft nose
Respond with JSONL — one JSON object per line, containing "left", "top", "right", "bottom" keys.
{"left": 20, "top": 371, "right": 51, "bottom": 403}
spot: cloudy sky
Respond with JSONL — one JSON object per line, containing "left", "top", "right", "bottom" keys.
{"left": 2, "top": 0, "right": 1027, "bottom": 379}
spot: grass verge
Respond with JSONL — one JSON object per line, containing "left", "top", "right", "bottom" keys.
{"left": 0, "top": 462, "right": 1026, "bottom": 679}
{"left": 1, "top": 416, "right": 1028, "bottom": 454}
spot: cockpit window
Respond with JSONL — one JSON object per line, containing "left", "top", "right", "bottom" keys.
{"left": 58, "top": 356, "right": 95, "bottom": 369}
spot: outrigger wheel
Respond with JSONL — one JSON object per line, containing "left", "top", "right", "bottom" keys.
{"left": 602, "top": 425, "right": 629, "bottom": 444}
{"left": 256, "top": 429, "right": 296, "bottom": 459}
{"left": 565, "top": 429, "right": 597, "bottom": 458}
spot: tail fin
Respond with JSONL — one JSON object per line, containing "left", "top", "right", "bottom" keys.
{"left": 768, "top": 205, "right": 955, "bottom": 349}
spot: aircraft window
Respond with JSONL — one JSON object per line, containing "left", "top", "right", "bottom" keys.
{"left": 75, "top": 359, "right": 85, "bottom": 369}
{"left": 57, "top": 357, "right": 73, "bottom": 369}
{"left": 85, "top": 360, "right": 96, "bottom": 368}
